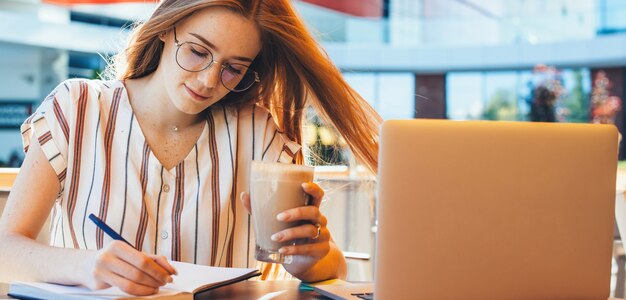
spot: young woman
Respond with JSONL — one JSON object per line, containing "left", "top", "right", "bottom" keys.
{"left": 0, "top": 0, "right": 381, "bottom": 296}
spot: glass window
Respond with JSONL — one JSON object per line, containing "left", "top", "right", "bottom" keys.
{"left": 344, "top": 72, "right": 415, "bottom": 120}
{"left": 446, "top": 72, "right": 483, "bottom": 120}
{"left": 447, "top": 68, "right": 591, "bottom": 122}
{"left": 483, "top": 72, "right": 518, "bottom": 121}
{"left": 598, "top": 0, "right": 626, "bottom": 34}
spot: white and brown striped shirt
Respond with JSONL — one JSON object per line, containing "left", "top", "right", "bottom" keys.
{"left": 21, "top": 79, "right": 300, "bottom": 275}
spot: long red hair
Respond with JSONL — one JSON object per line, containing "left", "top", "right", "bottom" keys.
{"left": 108, "top": 0, "right": 382, "bottom": 173}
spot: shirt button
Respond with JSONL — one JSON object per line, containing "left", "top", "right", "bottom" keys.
{"left": 163, "top": 184, "right": 170, "bottom": 193}
{"left": 161, "top": 231, "right": 168, "bottom": 239}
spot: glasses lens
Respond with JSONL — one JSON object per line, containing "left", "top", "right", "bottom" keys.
{"left": 176, "top": 42, "right": 212, "bottom": 72}
{"left": 221, "top": 63, "right": 257, "bottom": 92}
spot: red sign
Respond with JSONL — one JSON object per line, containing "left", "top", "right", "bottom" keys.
{"left": 43, "top": 0, "right": 157, "bottom": 5}
{"left": 300, "top": 0, "right": 383, "bottom": 18}
{"left": 43, "top": 0, "right": 382, "bottom": 18}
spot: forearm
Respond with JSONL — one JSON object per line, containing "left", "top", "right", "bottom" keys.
{"left": 0, "top": 233, "right": 94, "bottom": 285}
{"left": 284, "top": 240, "right": 347, "bottom": 282}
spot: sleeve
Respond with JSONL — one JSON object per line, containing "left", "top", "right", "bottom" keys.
{"left": 257, "top": 107, "right": 302, "bottom": 164}
{"left": 20, "top": 80, "right": 73, "bottom": 189}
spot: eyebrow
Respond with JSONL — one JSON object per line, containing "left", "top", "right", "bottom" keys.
{"left": 189, "top": 32, "right": 254, "bottom": 63}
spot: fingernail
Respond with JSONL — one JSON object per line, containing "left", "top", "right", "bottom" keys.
{"left": 278, "top": 247, "right": 287, "bottom": 254}
{"left": 167, "top": 276, "right": 173, "bottom": 283}
{"left": 276, "top": 213, "right": 287, "bottom": 221}
{"left": 271, "top": 233, "right": 282, "bottom": 241}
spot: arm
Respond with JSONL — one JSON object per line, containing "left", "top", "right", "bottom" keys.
{"left": 0, "top": 130, "right": 72, "bottom": 283}
{"left": 0, "top": 135, "right": 175, "bottom": 295}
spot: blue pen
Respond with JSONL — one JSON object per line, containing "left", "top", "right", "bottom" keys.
{"left": 88, "top": 213, "right": 133, "bottom": 247}
{"left": 88, "top": 213, "right": 177, "bottom": 277}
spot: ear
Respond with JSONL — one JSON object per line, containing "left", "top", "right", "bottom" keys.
{"left": 158, "top": 31, "right": 167, "bottom": 42}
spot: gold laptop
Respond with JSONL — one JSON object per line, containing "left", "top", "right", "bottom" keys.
{"left": 375, "top": 119, "right": 618, "bottom": 300}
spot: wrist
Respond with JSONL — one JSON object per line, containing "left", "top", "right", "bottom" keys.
{"left": 46, "top": 248, "right": 96, "bottom": 286}
{"left": 282, "top": 254, "right": 316, "bottom": 279}
{"left": 284, "top": 247, "right": 345, "bottom": 282}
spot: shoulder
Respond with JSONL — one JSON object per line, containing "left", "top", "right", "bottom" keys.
{"left": 51, "top": 78, "right": 122, "bottom": 105}
{"left": 236, "top": 103, "right": 274, "bottom": 125}
{"left": 56, "top": 78, "right": 111, "bottom": 94}
{"left": 210, "top": 103, "right": 274, "bottom": 129}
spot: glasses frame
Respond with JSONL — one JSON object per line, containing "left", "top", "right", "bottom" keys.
{"left": 172, "top": 27, "right": 260, "bottom": 92}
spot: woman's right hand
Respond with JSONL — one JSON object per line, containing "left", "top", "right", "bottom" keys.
{"left": 81, "top": 241, "right": 177, "bottom": 296}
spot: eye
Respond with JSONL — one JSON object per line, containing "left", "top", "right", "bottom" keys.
{"left": 189, "top": 45, "right": 209, "bottom": 58}
{"left": 225, "top": 64, "right": 243, "bottom": 75}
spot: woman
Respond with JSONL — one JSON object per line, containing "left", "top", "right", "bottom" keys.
{"left": 0, "top": 0, "right": 381, "bottom": 296}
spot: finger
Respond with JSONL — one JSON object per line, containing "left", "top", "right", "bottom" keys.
{"left": 278, "top": 241, "right": 330, "bottom": 259}
{"left": 103, "top": 256, "right": 165, "bottom": 288}
{"left": 271, "top": 224, "right": 328, "bottom": 243}
{"left": 111, "top": 243, "right": 172, "bottom": 284}
{"left": 147, "top": 254, "right": 178, "bottom": 276}
{"left": 101, "top": 269, "right": 159, "bottom": 296}
{"left": 240, "top": 192, "right": 251, "bottom": 215}
{"left": 301, "top": 182, "right": 324, "bottom": 207}
{"left": 277, "top": 206, "right": 324, "bottom": 224}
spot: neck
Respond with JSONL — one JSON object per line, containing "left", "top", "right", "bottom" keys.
{"left": 125, "top": 72, "right": 203, "bottom": 132}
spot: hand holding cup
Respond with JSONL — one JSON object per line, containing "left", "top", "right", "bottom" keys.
{"left": 244, "top": 161, "right": 329, "bottom": 264}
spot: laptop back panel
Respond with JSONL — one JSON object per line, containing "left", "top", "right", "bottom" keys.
{"left": 375, "top": 120, "right": 618, "bottom": 300}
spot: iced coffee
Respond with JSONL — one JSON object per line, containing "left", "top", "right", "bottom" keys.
{"left": 250, "top": 161, "right": 314, "bottom": 264}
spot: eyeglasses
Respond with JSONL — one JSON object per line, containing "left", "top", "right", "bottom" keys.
{"left": 173, "top": 27, "right": 260, "bottom": 92}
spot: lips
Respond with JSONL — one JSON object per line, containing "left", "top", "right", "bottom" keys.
{"left": 184, "top": 84, "right": 211, "bottom": 101}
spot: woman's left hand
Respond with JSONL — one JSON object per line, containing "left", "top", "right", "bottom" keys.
{"left": 240, "top": 182, "right": 330, "bottom": 260}
{"left": 241, "top": 182, "right": 346, "bottom": 281}
{"left": 271, "top": 182, "right": 330, "bottom": 259}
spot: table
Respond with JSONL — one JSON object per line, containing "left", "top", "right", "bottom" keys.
{"left": 195, "top": 280, "right": 325, "bottom": 299}
{"left": 0, "top": 281, "right": 327, "bottom": 300}
{"left": 2, "top": 281, "right": 625, "bottom": 300}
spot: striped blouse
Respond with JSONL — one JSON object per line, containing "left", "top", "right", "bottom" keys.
{"left": 20, "top": 79, "right": 300, "bottom": 275}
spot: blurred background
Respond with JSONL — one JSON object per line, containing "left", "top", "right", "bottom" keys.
{"left": 2, "top": 0, "right": 626, "bottom": 167}
{"left": 2, "top": 0, "right": 626, "bottom": 289}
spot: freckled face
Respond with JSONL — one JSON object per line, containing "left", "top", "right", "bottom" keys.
{"left": 159, "top": 7, "right": 261, "bottom": 115}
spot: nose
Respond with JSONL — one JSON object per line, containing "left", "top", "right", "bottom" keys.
{"left": 198, "top": 60, "right": 221, "bottom": 89}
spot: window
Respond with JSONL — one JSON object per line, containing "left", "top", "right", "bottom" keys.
{"left": 447, "top": 68, "right": 590, "bottom": 122}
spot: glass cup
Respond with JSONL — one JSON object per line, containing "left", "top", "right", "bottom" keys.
{"left": 250, "top": 161, "right": 314, "bottom": 264}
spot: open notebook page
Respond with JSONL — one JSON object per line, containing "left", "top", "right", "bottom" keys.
{"left": 10, "top": 261, "right": 259, "bottom": 299}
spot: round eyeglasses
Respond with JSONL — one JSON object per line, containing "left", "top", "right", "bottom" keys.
{"left": 173, "top": 28, "right": 260, "bottom": 92}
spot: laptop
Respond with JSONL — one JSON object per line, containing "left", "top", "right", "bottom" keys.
{"left": 313, "top": 119, "right": 618, "bottom": 300}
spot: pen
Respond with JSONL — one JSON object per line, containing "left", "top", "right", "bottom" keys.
{"left": 88, "top": 213, "right": 133, "bottom": 247}
{"left": 88, "top": 213, "right": 178, "bottom": 277}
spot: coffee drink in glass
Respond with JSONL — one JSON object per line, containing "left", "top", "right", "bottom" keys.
{"left": 250, "top": 161, "right": 314, "bottom": 264}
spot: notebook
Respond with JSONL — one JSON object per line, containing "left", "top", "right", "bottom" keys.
{"left": 376, "top": 119, "right": 618, "bottom": 299}
{"left": 8, "top": 261, "right": 260, "bottom": 299}
{"left": 313, "top": 119, "right": 618, "bottom": 300}
{"left": 306, "top": 279, "right": 373, "bottom": 300}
